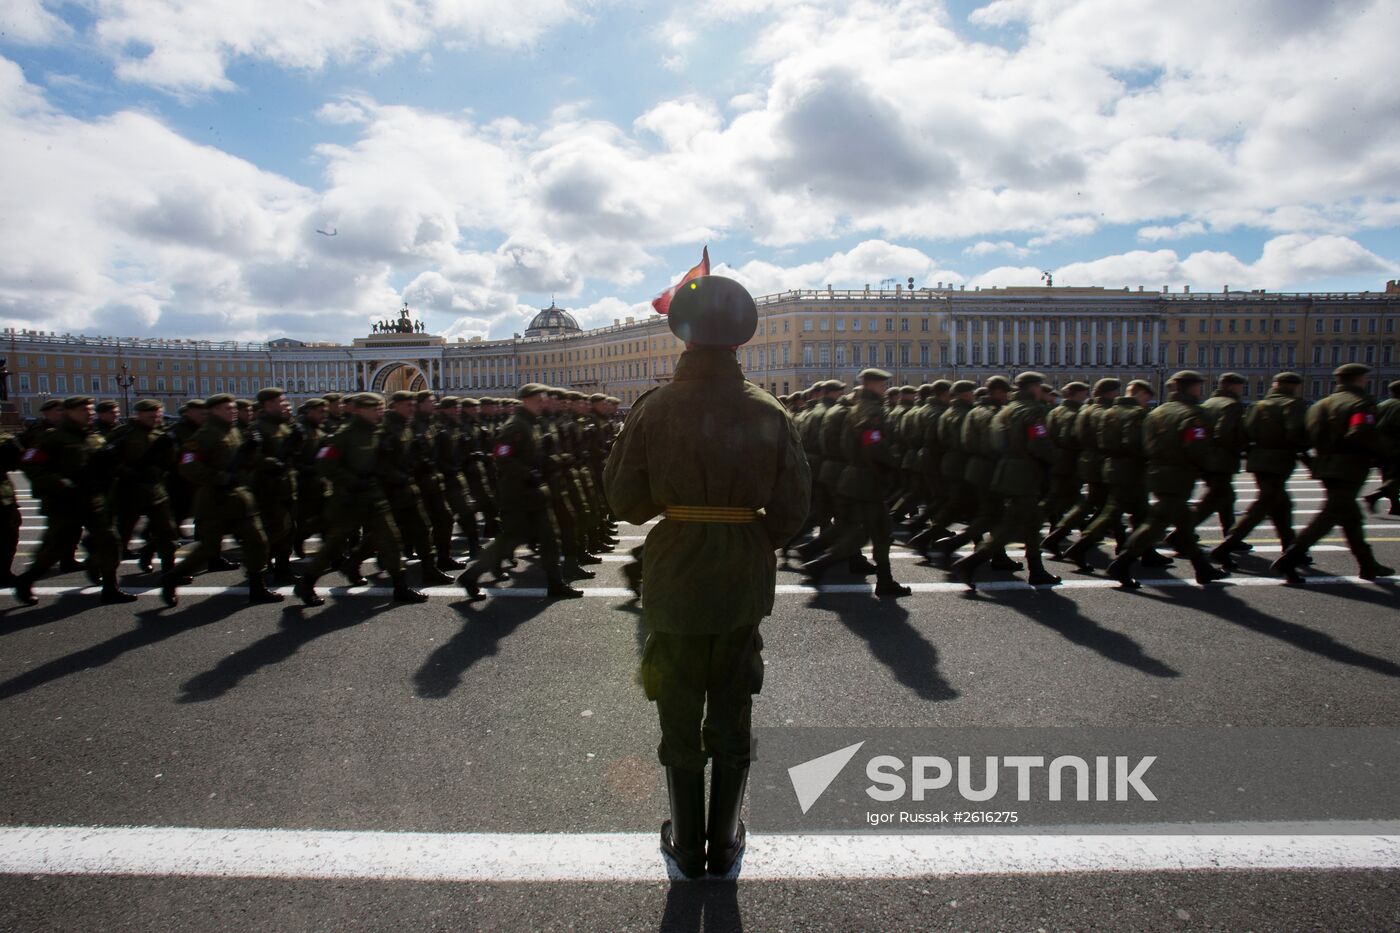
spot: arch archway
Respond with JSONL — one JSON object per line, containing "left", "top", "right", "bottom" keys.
{"left": 369, "top": 361, "right": 428, "bottom": 394}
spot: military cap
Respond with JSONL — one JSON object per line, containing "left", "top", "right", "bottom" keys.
{"left": 415, "top": 389, "right": 435, "bottom": 402}
{"left": 437, "top": 395, "right": 461, "bottom": 408}
{"left": 183, "top": 399, "right": 207, "bottom": 411}
{"left": 134, "top": 398, "right": 163, "bottom": 412}
{"left": 351, "top": 392, "right": 385, "bottom": 408}
{"left": 1126, "top": 379, "right": 1155, "bottom": 394}
{"left": 588, "top": 392, "right": 607, "bottom": 402}
{"left": 39, "top": 398, "right": 63, "bottom": 412}
{"left": 930, "top": 379, "right": 952, "bottom": 394}
{"left": 667, "top": 275, "right": 758, "bottom": 347}
{"left": 62, "top": 395, "right": 94, "bottom": 409}
{"left": 388, "top": 390, "right": 416, "bottom": 404}
{"left": 951, "top": 379, "right": 976, "bottom": 393}
{"left": 884, "top": 387, "right": 898, "bottom": 398}
{"left": 300, "top": 398, "right": 328, "bottom": 411}
{"left": 518, "top": 383, "right": 548, "bottom": 399}
{"left": 1013, "top": 371, "right": 1045, "bottom": 387}
{"left": 1389, "top": 379, "right": 1400, "bottom": 396}
{"left": 1167, "top": 370, "right": 1204, "bottom": 385}
{"left": 1061, "top": 381, "right": 1090, "bottom": 393}
{"left": 460, "top": 397, "right": 480, "bottom": 408}
{"left": 973, "top": 386, "right": 989, "bottom": 400}
{"left": 823, "top": 380, "right": 847, "bottom": 391}
{"left": 917, "top": 384, "right": 933, "bottom": 398}
{"left": 1273, "top": 372, "right": 1303, "bottom": 385}
{"left": 605, "top": 396, "right": 621, "bottom": 404}
{"left": 1092, "top": 377, "right": 1122, "bottom": 394}
{"left": 255, "top": 387, "right": 285, "bottom": 404}
{"left": 858, "top": 368, "right": 892, "bottom": 382}
{"left": 809, "top": 381, "right": 825, "bottom": 393}
{"left": 322, "top": 392, "right": 343, "bottom": 403}
{"left": 984, "top": 375, "right": 1011, "bottom": 391}
{"left": 899, "top": 385, "right": 916, "bottom": 394}
{"left": 1334, "top": 363, "right": 1371, "bottom": 379}
{"left": 206, "top": 393, "right": 236, "bottom": 407}
{"left": 1218, "top": 372, "right": 1247, "bottom": 386}
{"left": 235, "top": 398, "right": 254, "bottom": 410}
{"left": 95, "top": 400, "right": 119, "bottom": 413}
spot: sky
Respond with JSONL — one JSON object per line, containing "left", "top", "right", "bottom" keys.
{"left": 1, "top": 0, "right": 1398, "bottom": 344}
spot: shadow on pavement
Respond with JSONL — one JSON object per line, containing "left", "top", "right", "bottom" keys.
{"left": 996, "top": 587, "right": 1180, "bottom": 679}
{"left": 659, "top": 880, "right": 743, "bottom": 932}
{"left": 412, "top": 596, "right": 551, "bottom": 699}
{"left": 177, "top": 596, "right": 396, "bottom": 703}
{"left": 1136, "top": 586, "right": 1400, "bottom": 677}
{"left": 0, "top": 596, "right": 246, "bottom": 701}
{"left": 809, "top": 591, "right": 959, "bottom": 702}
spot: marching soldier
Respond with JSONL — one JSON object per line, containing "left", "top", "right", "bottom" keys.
{"left": 13, "top": 396, "right": 132, "bottom": 605}
{"left": 412, "top": 390, "right": 464, "bottom": 572}
{"left": 292, "top": 398, "right": 330, "bottom": 557}
{"left": 0, "top": 429, "right": 21, "bottom": 586}
{"left": 1188, "top": 372, "right": 1249, "bottom": 548}
{"left": 604, "top": 275, "right": 809, "bottom": 878}
{"left": 1271, "top": 363, "right": 1394, "bottom": 583}
{"left": 234, "top": 398, "right": 255, "bottom": 429}
{"left": 160, "top": 394, "right": 280, "bottom": 606}
{"left": 1210, "top": 373, "right": 1309, "bottom": 565}
{"left": 433, "top": 396, "right": 481, "bottom": 557}
{"left": 1364, "top": 379, "right": 1400, "bottom": 515}
{"left": 788, "top": 379, "right": 841, "bottom": 559}
{"left": 1106, "top": 372, "right": 1230, "bottom": 589}
{"left": 1040, "top": 381, "right": 1089, "bottom": 532}
{"left": 322, "top": 392, "right": 346, "bottom": 433}
{"left": 94, "top": 400, "right": 121, "bottom": 437}
{"left": 251, "top": 387, "right": 300, "bottom": 584}
{"left": 1041, "top": 378, "right": 1119, "bottom": 555}
{"left": 915, "top": 379, "right": 976, "bottom": 556}
{"left": 459, "top": 398, "right": 500, "bottom": 542}
{"left": 951, "top": 372, "right": 1059, "bottom": 589}
{"left": 370, "top": 391, "right": 452, "bottom": 585}
{"left": 903, "top": 380, "right": 952, "bottom": 551}
{"left": 19, "top": 398, "right": 64, "bottom": 449}
{"left": 939, "top": 378, "right": 1017, "bottom": 567}
{"left": 294, "top": 393, "right": 429, "bottom": 605}
{"left": 458, "top": 384, "right": 582, "bottom": 601}
{"left": 108, "top": 399, "right": 181, "bottom": 577}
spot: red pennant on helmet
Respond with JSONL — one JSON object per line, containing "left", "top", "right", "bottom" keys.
{"left": 651, "top": 246, "right": 710, "bottom": 315}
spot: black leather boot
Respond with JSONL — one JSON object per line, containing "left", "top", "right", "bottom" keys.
{"left": 621, "top": 560, "right": 642, "bottom": 598}
{"left": 205, "top": 556, "right": 238, "bottom": 572}
{"left": 293, "top": 577, "right": 325, "bottom": 607}
{"left": 706, "top": 765, "right": 749, "bottom": 876}
{"left": 547, "top": 581, "right": 584, "bottom": 599}
{"left": 950, "top": 551, "right": 990, "bottom": 591}
{"left": 873, "top": 574, "right": 912, "bottom": 597}
{"left": 100, "top": 581, "right": 138, "bottom": 604}
{"left": 158, "top": 572, "right": 179, "bottom": 607}
{"left": 13, "top": 571, "right": 38, "bottom": 606}
{"left": 847, "top": 555, "right": 879, "bottom": 575}
{"left": 420, "top": 566, "right": 453, "bottom": 588}
{"left": 339, "top": 559, "right": 368, "bottom": 587}
{"left": 393, "top": 576, "right": 429, "bottom": 603}
{"left": 1060, "top": 539, "right": 1095, "bottom": 572}
{"left": 457, "top": 571, "right": 483, "bottom": 599}
{"left": 1192, "top": 557, "right": 1229, "bottom": 585}
{"left": 1270, "top": 548, "right": 1307, "bottom": 585}
{"left": 1106, "top": 553, "right": 1140, "bottom": 590}
{"left": 270, "top": 556, "right": 297, "bottom": 586}
{"left": 248, "top": 574, "right": 286, "bottom": 604}
{"left": 661, "top": 766, "right": 707, "bottom": 879}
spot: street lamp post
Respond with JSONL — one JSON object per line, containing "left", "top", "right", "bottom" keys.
{"left": 116, "top": 362, "right": 135, "bottom": 416}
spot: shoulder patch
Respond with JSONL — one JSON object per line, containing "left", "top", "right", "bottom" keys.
{"left": 315, "top": 445, "right": 341, "bottom": 460}
{"left": 861, "top": 428, "right": 883, "bottom": 446}
{"left": 180, "top": 451, "right": 200, "bottom": 465}
{"left": 1026, "top": 421, "right": 1048, "bottom": 439}
{"left": 1349, "top": 412, "right": 1375, "bottom": 427}
{"left": 1182, "top": 425, "right": 1207, "bottom": 443}
{"left": 20, "top": 448, "right": 46, "bottom": 464}
{"left": 493, "top": 442, "right": 513, "bottom": 458}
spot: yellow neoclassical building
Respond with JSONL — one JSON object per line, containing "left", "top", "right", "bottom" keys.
{"left": 4, "top": 281, "right": 1399, "bottom": 417}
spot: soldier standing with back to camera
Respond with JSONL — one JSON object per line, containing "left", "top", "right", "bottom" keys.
{"left": 604, "top": 275, "right": 809, "bottom": 879}
{"left": 1271, "top": 363, "right": 1394, "bottom": 583}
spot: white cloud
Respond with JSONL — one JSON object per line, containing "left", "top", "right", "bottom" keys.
{"left": 1138, "top": 221, "right": 1207, "bottom": 242}
{"left": 964, "top": 240, "right": 1032, "bottom": 259}
{"left": 721, "top": 240, "right": 964, "bottom": 295}
{"left": 0, "top": 0, "right": 69, "bottom": 44}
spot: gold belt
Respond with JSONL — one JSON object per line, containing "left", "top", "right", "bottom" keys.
{"left": 664, "top": 505, "right": 759, "bottom": 524}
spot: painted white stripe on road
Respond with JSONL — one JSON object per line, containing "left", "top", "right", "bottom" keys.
{"left": 0, "top": 825, "right": 1397, "bottom": 882}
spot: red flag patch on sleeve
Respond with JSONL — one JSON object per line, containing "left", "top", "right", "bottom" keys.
{"left": 1026, "top": 422, "right": 1048, "bottom": 439}
{"left": 20, "top": 448, "right": 46, "bottom": 464}
{"left": 1349, "top": 412, "right": 1375, "bottom": 427}
{"left": 315, "top": 445, "right": 341, "bottom": 460}
{"left": 861, "top": 428, "right": 882, "bottom": 446}
{"left": 493, "top": 443, "right": 513, "bottom": 458}
{"left": 180, "top": 451, "right": 200, "bottom": 465}
{"left": 1182, "top": 425, "right": 1207, "bottom": 443}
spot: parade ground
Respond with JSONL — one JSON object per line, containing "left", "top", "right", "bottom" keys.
{"left": 2, "top": 476, "right": 1398, "bottom": 931}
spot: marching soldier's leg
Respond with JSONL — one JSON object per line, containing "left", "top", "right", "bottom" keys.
{"left": 866, "top": 500, "right": 909, "bottom": 596}
{"left": 14, "top": 511, "right": 83, "bottom": 604}
{"left": 423, "top": 484, "right": 459, "bottom": 571}
{"left": 642, "top": 629, "right": 709, "bottom": 878}
{"left": 392, "top": 490, "right": 449, "bottom": 587}
{"left": 1215, "top": 473, "right": 1286, "bottom": 564}
{"left": 235, "top": 497, "right": 282, "bottom": 604}
{"left": 458, "top": 512, "right": 523, "bottom": 597}
{"left": 1264, "top": 475, "right": 1296, "bottom": 549}
{"left": 1323, "top": 480, "right": 1391, "bottom": 578}
{"left": 702, "top": 626, "right": 763, "bottom": 876}
{"left": 84, "top": 509, "right": 132, "bottom": 603}
{"left": 534, "top": 507, "right": 579, "bottom": 597}
{"left": 0, "top": 499, "right": 19, "bottom": 586}
{"left": 1063, "top": 488, "right": 1126, "bottom": 570}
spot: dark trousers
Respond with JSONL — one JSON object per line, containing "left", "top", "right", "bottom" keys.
{"left": 0, "top": 500, "right": 19, "bottom": 578}
{"left": 1079, "top": 482, "right": 1148, "bottom": 547}
{"left": 1226, "top": 472, "right": 1294, "bottom": 545}
{"left": 303, "top": 502, "right": 403, "bottom": 581}
{"left": 641, "top": 625, "right": 763, "bottom": 772}
{"left": 116, "top": 492, "right": 179, "bottom": 567}
{"left": 173, "top": 490, "right": 269, "bottom": 575}
{"left": 1054, "top": 479, "right": 1108, "bottom": 534}
{"left": 1041, "top": 473, "right": 1082, "bottom": 528}
{"left": 1190, "top": 471, "right": 1238, "bottom": 536}
{"left": 826, "top": 497, "right": 892, "bottom": 574}
{"left": 1124, "top": 491, "right": 1202, "bottom": 561}
{"left": 462, "top": 507, "right": 564, "bottom": 586}
{"left": 1293, "top": 478, "right": 1376, "bottom": 565}
{"left": 27, "top": 505, "right": 119, "bottom": 584}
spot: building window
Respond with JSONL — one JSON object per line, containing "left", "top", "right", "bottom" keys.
{"left": 1229, "top": 319, "right": 1237, "bottom": 333}
{"left": 1048, "top": 344, "right": 1058, "bottom": 365}
{"left": 973, "top": 344, "right": 982, "bottom": 364}
{"left": 782, "top": 345, "right": 790, "bottom": 365}
{"left": 1096, "top": 343, "right": 1105, "bottom": 365}
{"left": 803, "top": 345, "right": 814, "bottom": 366}
{"left": 1288, "top": 319, "right": 1296, "bottom": 333}
{"left": 1348, "top": 346, "right": 1358, "bottom": 363}
{"left": 920, "top": 319, "right": 929, "bottom": 332}
{"left": 1332, "top": 318, "right": 1342, "bottom": 333}
{"left": 1243, "top": 319, "right": 1251, "bottom": 333}
{"left": 835, "top": 318, "right": 845, "bottom": 332}
{"left": 18, "top": 375, "right": 29, "bottom": 393}
{"left": 1311, "top": 380, "right": 1321, "bottom": 398}
{"left": 1368, "top": 318, "right": 1377, "bottom": 334}
{"left": 1227, "top": 346, "right": 1236, "bottom": 366}
{"left": 900, "top": 345, "right": 910, "bottom": 366}
{"left": 803, "top": 320, "right": 813, "bottom": 332}
{"left": 852, "top": 344, "right": 862, "bottom": 366}
{"left": 1198, "top": 347, "right": 1208, "bottom": 367}
{"left": 885, "top": 318, "right": 894, "bottom": 331}
{"left": 1313, "top": 345, "right": 1324, "bottom": 365}
{"left": 1127, "top": 345, "right": 1135, "bottom": 365}
{"left": 90, "top": 377, "right": 100, "bottom": 392}
{"left": 836, "top": 345, "right": 846, "bottom": 366}
{"left": 1331, "top": 346, "right": 1341, "bottom": 365}
{"left": 1365, "top": 345, "right": 1375, "bottom": 364}
{"left": 1178, "top": 344, "right": 1187, "bottom": 366}
{"left": 1350, "top": 318, "right": 1359, "bottom": 333}
{"left": 156, "top": 377, "right": 166, "bottom": 391}
{"left": 919, "top": 344, "right": 930, "bottom": 366}
{"left": 56, "top": 374, "right": 67, "bottom": 393}
{"left": 884, "top": 345, "right": 894, "bottom": 366}
{"left": 940, "top": 343, "right": 950, "bottom": 365}
{"left": 1315, "top": 319, "right": 1324, "bottom": 333}
{"left": 900, "top": 319, "right": 909, "bottom": 332}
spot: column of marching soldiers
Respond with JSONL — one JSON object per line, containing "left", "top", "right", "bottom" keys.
{"left": 1, "top": 362, "right": 1398, "bottom": 609}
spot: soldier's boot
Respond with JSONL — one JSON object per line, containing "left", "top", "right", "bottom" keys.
{"left": 1277, "top": 533, "right": 1312, "bottom": 565}
{"left": 660, "top": 766, "right": 707, "bottom": 879}
{"left": 989, "top": 548, "right": 1023, "bottom": 572}
{"left": 83, "top": 559, "right": 101, "bottom": 587}
{"left": 576, "top": 550, "right": 603, "bottom": 566}
{"left": 270, "top": 556, "right": 297, "bottom": 586}
{"left": 546, "top": 580, "right": 585, "bottom": 599}
{"left": 621, "top": 560, "right": 642, "bottom": 598}
{"left": 1227, "top": 539, "right": 1253, "bottom": 553}
{"left": 796, "top": 552, "right": 842, "bottom": 585}
{"left": 1360, "top": 560, "right": 1396, "bottom": 581}
{"left": 1139, "top": 549, "right": 1174, "bottom": 568}
{"left": 293, "top": 576, "right": 325, "bottom": 607}
{"left": 939, "top": 531, "right": 972, "bottom": 561}
{"left": 1106, "top": 553, "right": 1141, "bottom": 590}
{"left": 420, "top": 565, "right": 453, "bottom": 588}
{"left": 1191, "top": 556, "right": 1229, "bottom": 585}
{"left": 1345, "top": 534, "right": 1394, "bottom": 580}
{"left": 1164, "top": 529, "right": 1190, "bottom": 555}
{"left": 456, "top": 570, "right": 483, "bottom": 600}
{"left": 158, "top": 572, "right": 180, "bottom": 607}
{"left": 950, "top": 550, "right": 991, "bottom": 591}
{"left": 563, "top": 559, "right": 595, "bottom": 581}
{"left": 1060, "top": 538, "right": 1096, "bottom": 573}
{"left": 435, "top": 555, "right": 466, "bottom": 571}
{"left": 99, "top": 567, "right": 138, "bottom": 604}
{"left": 464, "top": 522, "right": 481, "bottom": 558}
{"left": 339, "top": 559, "right": 368, "bottom": 587}
{"left": 392, "top": 575, "right": 429, "bottom": 604}
{"left": 905, "top": 526, "right": 946, "bottom": 555}
{"left": 873, "top": 572, "right": 912, "bottom": 597}
{"left": 1039, "top": 525, "right": 1072, "bottom": 557}
{"left": 247, "top": 574, "right": 286, "bottom": 604}
{"left": 706, "top": 764, "right": 749, "bottom": 876}
{"left": 137, "top": 543, "right": 155, "bottom": 574}
{"left": 847, "top": 554, "right": 879, "bottom": 575}
{"left": 1026, "top": 550, "right": 1061, "bottom": 587}
{"left": 292, "top": 538, "right": 306, "bottom": 559}
{"left": 1269, "top": 548, "right": 1308, "bottom": 585}
{"left": 12, "top": 570, "right": 38, "bottom": 607}
{"left": 1208, "top": 537, "right": 1241, "bottom": 571}
{"left": 1110, "top": 522, "right": 1127, "bottom": 551}
{"left": 205, "top": 556, "right": 239, "bottom": 573}
{"left": 483, "top": 517, "right": 500, "bottom": 538}
{"left": 58, "top": 556, "right": 83, "bottom": 574}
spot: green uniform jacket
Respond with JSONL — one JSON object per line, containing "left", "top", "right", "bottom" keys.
{"left": 938, "top": 398, "right": 972, "bottom": 481}
{"left": 490, "top": 409, "right": 550, "bottom": 511}
{"left": 801, "top": 398, "right": 833, "bottom": 475}
{"left": 1375, "top": 397, "right": 1400, "bottom": 459}
{"left": 1244, "top": 391, "right": 1308, "bottom": 476}
{"left": 989, "top": 390, "right": 1053, "bottom": 496}
{"left": 817, "top": 399, "right": 853, "bottom": 489}
{"left": 178, "top": 418, "right": 259, "bottom": 513}
{"left": 1198, "top": 391, "right": 1247, "bottom": 474}
{"left": 917, "top": 399, "right": 949, "bottom": 476}
{"left": 252, "top": 412, "right": 298, "bottom": 504}
{"left": 0, "top": 433, "right": 21, "bottom": 508}
{"left": 1141, "top": 393, "right": 1214, "bottom": 495}
{"left": 1100, "top": 397, "right": 1147, "bottom": 487}
{"left": 1075, "top": 398, "right": 1112, "bottom": 483}
{"left": 21, "top": 419, "right": 111, "bottom": 513}
{"left": 838, "top": 388, "right": 898, "bottom": 501}
{"left": 899, "top": 401, "right": 925, "bottom": 471}
{"left": 378, "top": 411, "right": 422, "bottom": 494}
{"left": 108, "top": 419, "right": 177, "bottom": 505}
{"left": 960, "top": 400, "right": 1000, "bottom": 486}
{"left": 315, "top": 417, "right": 390, "bottom": 510}
{"left": 1046, "top": 399, "right": 1083, "bottom": 477}
{"left": 603, "top": 348, "right": 809, "bottom": 634}
{"left": 294, "top": 417, "right": 329, "bottom": 503}
{"left": 1306, "top": 386, "right": 1381, "bottom": 483}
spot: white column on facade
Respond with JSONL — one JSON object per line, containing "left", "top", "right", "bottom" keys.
{"left": 1121, "top": 318, "right": 1129, "bottom": 365}
{"left": 1074, "top": 318, "right": 1082, "bottom": 366}
{"left": 1152, "top": 319, "right": 1160, "bottom": 365}
{"left": 963, "top": 317, "right": 972, "bottom": 368}
{"left": 1012, "top": 318, "right": 1020, "bottom": 366}
{"left": 1137, "top": 320, "right": 1145, "bottom": 366}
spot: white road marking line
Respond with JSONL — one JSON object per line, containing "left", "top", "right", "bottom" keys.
{"left": 22, "top": 573, "right": 1397, "bottom": 600}
{"left": 0, "top": 825, "right": 1396, "bottom": 882}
